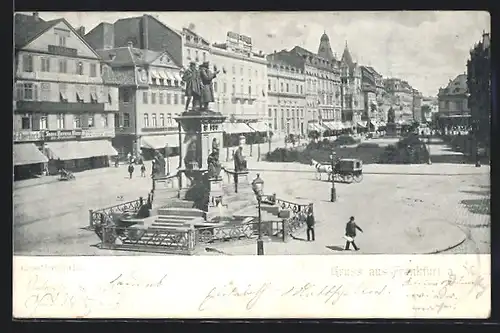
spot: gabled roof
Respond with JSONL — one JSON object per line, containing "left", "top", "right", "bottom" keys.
{"left": 290, "top": 45, "right": 314, "bottom": 56}
{"left": 14, "top": 14, "right": 61, "bottom": 48}
{"left": 182, "top": 27, "right": 210, "bottom": 45}
{"left": 97, "top": 46, "right": 180, "bottom": 68}
{"left": 439, "top": 74, "right": 468, "bottom": 95}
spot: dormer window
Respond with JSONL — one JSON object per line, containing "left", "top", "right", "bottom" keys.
{"left": 76, "top": 91, "right": 85, "bottom": 103}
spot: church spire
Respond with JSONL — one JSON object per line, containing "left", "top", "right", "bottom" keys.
{"left": 342, "top": 40, "right": 354, "bottom": 68}
{"left": 318, "top": 31, "right": 335, "bottom": 60}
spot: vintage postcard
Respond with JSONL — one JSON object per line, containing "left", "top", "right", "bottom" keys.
{"left": 13, "top": 11, "right": 491, "bottom": 319}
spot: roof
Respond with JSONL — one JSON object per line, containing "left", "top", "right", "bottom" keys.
{"left": 341, "top": 44, "right": 354, "bottom": 68}
{"left": 439, "top": 74, "right": 468, "bottom": 96}
{"left": 97, "top": 47, "right": 178, "bottom": 67}
{"left": 182, "top": 27, "right": 210, "bottom": 45}
{"left": 14, "top": 14, "right": 61, "bottom": 48}
{"left": 266, "top": 51, "right": 305, "bottom": 70}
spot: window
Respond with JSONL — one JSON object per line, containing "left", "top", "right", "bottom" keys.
{"left": 114, "top": 113, "right": 120, "bottom": 127}
{"left": 151, "top": 92, "right": 157, "bottom": 104}
{"left": 144, "top": 113, "right": 149, "bottom": 127}
{"left": 287, "top": 109, "right": 290, "bottom": 118}
{"left": 240, "top": 66, "right": 244, "bottom": 75}
{"left": 87, "top": 114, "right": 94, "bottom": 128}
{"left": 90, "top": 86, "right": 98, "bottom": 103}
{"left": 21, "top": 83, "right": 38, "bottom": 101}
{"left": 160, "top": 113, "right": 165, "bottom": 127}
{"left": 41, "top": 58, "right": 50, "bottom": 72}
{"left": 90, "top": 63, "right": 97, "bottom": 77}
{"left": 232, "top": 65, "right": 236, "bottom": 74}
{"left": 22, "top": 54, "right": 33, "bottom": 72}
{"left": 40, "top": 114, "right": 48, "bottom": 130}
{"left": 223, "top": 82, "right": 227, "bottom": 93}
{"left": 300, "top": 85, "right": 303, "bottom": 94}
{"left": 286, "top": 83, "right": 289, "bottom": 92}
{"left": 203, "top": 52, "right": 206, "bottom": 62}
{"left": 248, "top": 85, "right": 251, "bottom": 96}
{"left": 195, "top": 50, "right": 199, "bottom": 61}
{"left": 280, "top": 82, "right": 284, "bottom": 92}
{"left": 73, "top": 115, "right": 81, "bottom": 128}
{"left": 59, "top": 35, "right": 66, "bottom": 47}
{"left": 103, "top": 114, "right": 108, "bottom": 127}
{"left": 152, "top": 113, "right": 157, "bottom": 127}
{"left": 108, "top": 92, "right": 112, "bottom": 104}
{"left": 122, "top": 89, "right": 131, "bottom": 103}
{"left": 76, "top": 62, "right": 84, "bottom": 75}
{"left": 248, "top": 69, "right": 252, "bottom": 77}
{"left": 173, "top": 94, "right": 179, "bottom": 105}
{"left": 159, "top": 92, "right": 164, "bottom": 104}
{"left": 166, "top": 93, "right": 171, "bottom": 104}
{"left": 143, "top": 91, "right": 148, "bottom": 104}
{"left": 240, "top": 84, "right": 244, "bottom": 94}
{"left": 214, "top": 82, "right": 218, "bottom": 93}
{"left": 57, "top": 114, "right": 65, "bottom": 129}
{"left": 21, "top": 115, "right": 31, "bottom": 130}
{"left": 268, "top": 79, "right": 271, "bottom": 90}
{"left": 296, "top": 84, "right": 299, "bottom": 93}
{"left": 232, "top": 84, "right": 235, "bottom": 94}
{"left": 123, "top": 113, "right": 130, "bottom": 127}
{"left": 187, "top": 49, "right": 191, "bottom": 59}
{"left": 273, "top": 80, "right": 277, "bottom": 91}
{"left": 167, "top": 113, "right": 172, "bottom": 125}
{"left": 58, "top": 59, "right": 67, "bottom": 73}
{"left": 40, "top": 83, "right": 50, "bottom": 101}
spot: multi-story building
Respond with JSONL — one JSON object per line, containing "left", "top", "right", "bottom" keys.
{"left": 266, "top": 51, "right": 306, "bottom": 137}
{"left": 437, "top": 73, "right": 470, "bottom": 129}
{"left": 85, "top": 14, "right": 184, "bottom": 160}
{"left": 340, "top": 42, "right": 364, "bottom": 132}
{"left": 210, "top": 32, "right": 269, "bottom": 144}
{"left": 467, "top": 31, "right": 491, "bottom": 145}
{"left": 360, "top": 65, "right": 387, "bottom": 125}
{"left": 384, "top": 78, "right": 414, "bottom": 123}
{"left": 13, "top": 13, "right": 119, "bottom": 179}
{"left": 412, "top": 89, "right": 423, "bottom": 123}
{"left": 181, "top": 27, "right": 211, "bottom": 68}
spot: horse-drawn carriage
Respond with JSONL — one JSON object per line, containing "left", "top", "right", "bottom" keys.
{"left": 313, "top": 158, "right": 363, "bottom": 183}
{"left": 58, "top": 169, "right": 75, "bottom": 181}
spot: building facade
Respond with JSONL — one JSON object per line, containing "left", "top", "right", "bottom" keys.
{"left": 266, "top": 51, "right": 306, "bottom": 137}
{"left": 360, "top": 65, "right": 387, "bottom": 125}
{"left": 14, "top": 13, "right": 119, "bottom": 178}
{"left": 340, "top": 42, "right": 364, "bottom": 131}
{"left": 467, "top": 32, "right": 491, "bottom": 145}
{"left": 384, "top": 78, "right": 415, "bottom": 123}
{"left": 181, "top": 27, "right": 211, "bottom": 68}
{"left": 412, "top": 89, "right": 423, "bottom": 123}
{"left": 437, "top": 73, "right": 470, "bottom": 129}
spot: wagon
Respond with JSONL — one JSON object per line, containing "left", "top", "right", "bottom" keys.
{"left": 332, "top": 158, "right": 363, "bottom": 183}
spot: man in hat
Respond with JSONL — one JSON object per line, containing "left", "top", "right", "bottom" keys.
{"left": 181, "top": 61, "right": 202, "bottom": 111}
{"left": 199, "top": 61, "right": 220, "bottom": 110}
{"left": 344, "top": 216, "right": 363, "bottom": 251}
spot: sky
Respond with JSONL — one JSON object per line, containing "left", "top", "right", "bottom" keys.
{"left": 24, "top": 11, "right": 490, "bottom": 97}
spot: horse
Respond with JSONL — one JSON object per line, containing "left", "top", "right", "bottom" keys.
{"left": 311, "top": 159, "right": 333, "bottom": 181}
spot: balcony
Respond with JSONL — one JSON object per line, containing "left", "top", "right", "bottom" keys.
{"left": 13, "top": 131, "right": 43, "bottom": 143}
{"left": 80, "top": 128, "right": 115, "bottom": 139}
{"left": 15, "top": 101, "right": 107, "bottom": 113}
{"left": 231, "top": 92, "right": 257, "bottom": 101}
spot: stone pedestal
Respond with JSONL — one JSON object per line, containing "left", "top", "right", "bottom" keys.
{"left": 175, "top": 109, "right": 226, "bottom": 199}
{"left": 385, "top": 123, "right": 401, "bottom": 137}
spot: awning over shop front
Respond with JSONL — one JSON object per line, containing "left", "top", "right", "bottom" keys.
{"left": 141, "top": 135, "right": 179, "bottom": 150}
{"left": 357, "top": 121, "right": 368, "bottom": 128}
{"left": 150, "top": 70, "right": 159, "bottom": 79}
{"left": 334, "top": 121, "right": 345, "bottom": 130}
{"left": 307, "top": 123, "right": 318, "bottom": 132}
{"left": 157, "top": 70, "right": 168, "bottom": 80}
{"left": 223, "top": 123, "right": 254, "bottom": 134}
{"left": 165, "top": 71, "right": 176, "bottom": 81}
{"left": 45, "top": 140, "right": 118, "bottom": 161}
{"left": 173, "top": 73, "right": 183, "bottom": 83}
{"left": 13, "top": 143, "right": 48, "bottom": 166}
{"left": 322, "top": 122, "right": 336, "bottom": 131}
{"left": 247, "top": 122, "right": 269, "bottom": 132}
{"left": 343, "top": 121, "right": 354, "bottom": 129}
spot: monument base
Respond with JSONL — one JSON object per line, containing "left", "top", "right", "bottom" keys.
{"left": 385, "top": 123, "right": 401, "bottom": 137}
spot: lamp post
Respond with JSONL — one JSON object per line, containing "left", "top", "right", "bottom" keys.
{"left": 330, "top": 151, "right": 337, "bottom": 202}
{"left": 252, "top": 173, "right": 265, "bottom": 255}
{"left": 427, "top": 134, "right": 432, "bottom": 165}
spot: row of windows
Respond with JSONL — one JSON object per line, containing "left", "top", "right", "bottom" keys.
{"left": 15, "top": 83, "right": 113, "bottom": 104}
{"left": 268, "top": 107, "right": 305, "bottom": 119}
{"left": 268, "top": 80, "right": 304, "bottom": 94}
{"left": 19, "top": 113, "right": 108, "bottom": 130}
{"left": 203, "top": 61, "right": 266, "bottom": 80}
{"left": 141, "top": 91, "right": 182, "bottom": 105}
{"left": 22, "top": 54, "right": 98, "bottom": 77}
{"left": 142, "top": 113, "right": 175, "bottom": 128}
{"left": 186, "top": 49, "right": 208, "bottom": 63}
{"left": 267, "top": 108, "right": 305, "bottom": 131}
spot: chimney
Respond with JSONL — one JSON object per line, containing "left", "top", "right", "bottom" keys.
{"left": 77, "top": 26, "right": 85, "bottom": 36}
{"left": 32, "top": 12, "right": 39, "bottom": 21}
{"left": 141, "top": 15, "right": 149, "bottom": 50}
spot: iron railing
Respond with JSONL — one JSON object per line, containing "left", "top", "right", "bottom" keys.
{"left": 195, "top": 220, "right": 286, "bottom": 245}
{"left": 89, "top": 197, "right": 145, "bottom": 230}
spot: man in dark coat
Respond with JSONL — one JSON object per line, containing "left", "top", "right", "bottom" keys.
{"left": 344, "top": 216, "right": 363, "bottom": 250}
{"left": 181, "top": 62, "right": 202, "bottom": 111}
{"left": 306, "top": 208, "right": 315, "bottom": 241}
{"left": 199, "top": 61, "right": 219, "bottom": 110}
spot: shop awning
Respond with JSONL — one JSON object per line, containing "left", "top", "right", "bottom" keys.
{"left": 307, "top": 123, "right": 318, "bottom": 132}
{"left": 223, "top": 123, "right": 254, "bottom": 134}
{"left": 150, "top": 70, "right": 159, "bottom": 79}
{"left": 13, "top": 143, "right": 48, "bottom": 166}
{"left": 247, "top": 122, "right": 269, "bottom": 132}
{"left": 173, "top": 73, "right": 183, "bottom": 83}
{"left": 357, "top": 121, "right": 367, "bottom": 128}
{"left": 141, "top": 135, "right": 179, "bottom": 149}
{"left": 343, "top": 121, "right": 354, "bottom": 129}
{"left": 45, "top": 140, "right": 118, "bottom": 161}
{"left": 322, "top": 122, "right": 336, "bottom": 131}
{"left": 334, "top": 121, "right": 345, "bottom": 130}
{"left": 157, "top": 70, "right": 168, "bottom": 80}
{"left": 315, "top": 123, "right": 328, "bottom": 132}
{"left": 165, "top": 71, "right": 176, "bottom": 81}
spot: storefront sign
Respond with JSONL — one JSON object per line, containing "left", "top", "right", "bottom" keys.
{"left": 44, "top": 129, "right": 82, "bottom": 140}
{"left": 48, "top": 45, "right": 78, "bottom": 57}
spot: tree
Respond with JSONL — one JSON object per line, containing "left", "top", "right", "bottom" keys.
{"left": 308, "top": 130, "right": 319, "bottom": 142}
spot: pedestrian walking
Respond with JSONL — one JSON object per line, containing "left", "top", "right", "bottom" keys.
{"left": 140, "top": 164, "right": 146, "bottom": 177}
{"left": 306, "top": 208, "right": 315, "bottom": 241}
{"left": 128, "top": 163, "right": 134, "bottom": 179}
{"left": 344, "top": 216, "right": 363, "bottom": 251}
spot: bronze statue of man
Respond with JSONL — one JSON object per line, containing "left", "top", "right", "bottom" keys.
{"left": 233, "top": 146, "right": 248, "bottom": 172}
{"left": 181, "top": 62, "right": 202, "bottom": 111}
{"left": 207, "top": 138, "right": 222, "bottom": 179}
{"left": 199, "top": 61, "right": 220, "bottom": 110}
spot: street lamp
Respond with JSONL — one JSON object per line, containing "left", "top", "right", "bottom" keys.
{"left": 330, "top": 151, "right": 337, "bottom": 202}
{"left": 252, "top": 173, "right": 265, "bottom": 255}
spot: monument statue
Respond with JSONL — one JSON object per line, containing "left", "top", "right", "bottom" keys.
{"left": 184, "top": 138, "right": 199, "bottom": 170}
{"left": 199, "top": 61, "right": 220, "bottom": 110}
{"left": 181, "top": 61, "right": 202, "bottom": 111}
{"left": 387, "top": 107, "right": 396, "bottom": 124}
{"left": 233, "top": 146, "right": 248, "bottom": 172}
{"left": 207, "top": 138, "right": 222, "bottom": 179}
{"left": 153, "top": 151, "right": 166, "bottom": 177}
